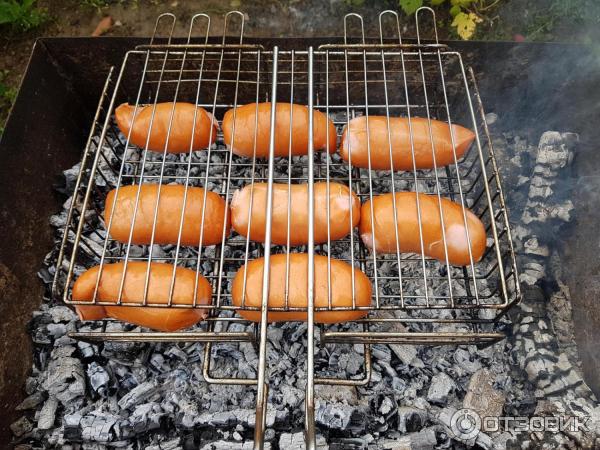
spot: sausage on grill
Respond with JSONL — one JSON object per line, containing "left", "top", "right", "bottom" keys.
{"left": 73, "top": 262, "right": 212, "bottom": 332}
{"left": 340, "top": 116, "right": 475, "bottom": 170}
{"left": 230, "top": 182, "right": 360, "bottom": 245}
{"left": 359, "top": 192, "right": 486, "bottom": 266}
{"left": 115, "top": 102, "right": 218, "bottom": 153}
{"left": 222, "top": 102, "right": 337, "bottom": 158}
{"left": 232, "top": 253, "right": 372, "bottom": 323}
{"left": 105, "top": 184, "right": 230, "bottom": 246}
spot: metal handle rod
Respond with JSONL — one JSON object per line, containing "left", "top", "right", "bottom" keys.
{"left": 52, "top": 67, "right": 115, "bottom": 298}
{"left": 304, "top": 46, "right": 317, "bottom": 450}
{"left": 253, "top": 46, "right": 279, "bottom": 450}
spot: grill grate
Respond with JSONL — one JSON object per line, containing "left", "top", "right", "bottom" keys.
{"left": 52, "top": 8, "right": 520, "bottom": 449}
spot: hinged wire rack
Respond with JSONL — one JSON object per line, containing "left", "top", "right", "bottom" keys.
{"left": 52, "top": 8, "right": 520, "bottom": 450}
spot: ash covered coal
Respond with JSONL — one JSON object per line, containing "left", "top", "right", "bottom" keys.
{"left": 11, "top": 116, "right": 600, "bottom": 450}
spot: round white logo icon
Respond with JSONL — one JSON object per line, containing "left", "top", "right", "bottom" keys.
{"left": 450, "top": 408, "right": 482, "bottom": 440}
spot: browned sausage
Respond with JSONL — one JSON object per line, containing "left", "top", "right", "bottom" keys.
{"left": 359, "top": 192, "right": 486, "bottom": 266}
{"left": 105, "top": 184, "right": 230, "bottom": 246}
{"left": 73, "top": 262, "right": 212, "bottom": 332}
{"left": 115, "top": 102, "right": 218, "bottom": 153}
{"left": 232, "top": 253, "right": 372, "bottom": 323}
{"left": 340, "top": 116, "right": 475, "bottom": 170}
{"left": 222, "top": 102, "right": 337, "bottom": 158}
{"left": 230, "top": 182, "right": 360, "bottom": 245}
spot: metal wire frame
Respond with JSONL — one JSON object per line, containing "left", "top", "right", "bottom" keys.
{"left": 51, "top": 7, "right": 521, "bottom": 450}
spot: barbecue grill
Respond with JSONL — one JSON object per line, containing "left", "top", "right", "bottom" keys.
{"left": 43, "top": 8, "right": 520, "bottom": 448}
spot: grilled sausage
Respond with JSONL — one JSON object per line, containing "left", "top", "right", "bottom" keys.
{"left": 115, "top": 102, "right": 218, "bottom": 153}
{"left": 232, "top": 253, "right": 372, "bottom": 323}
{"left": 230, "top": 182, "right": 360, "bottom": 245}
{"left": 105, "top": 184, "right": 230, "bottom": 246}
{"left": 340, "top": 116, "right": 475, "bottom": 170}
{"left": 73, "top": 262, "right": 212, "bottom": 332}
{"left": 359, "top": 192, "right": 486, "bottom": 266}
{"left": 222, "top": 102, "right": 337, "bottom": 158}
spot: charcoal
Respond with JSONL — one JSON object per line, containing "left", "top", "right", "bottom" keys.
{"left": 199, "top": 441, "right": 271, "bottom": 450}
{"left": 315, "top": 403, "right": 366, "bottom": 433}
{"left": 38, "top": 396, "right": 59, "bottom": 430}
{"left": 77, "top": 340, "right": 98, "bottom": 358}
{"left": 117, "top": 381, "right": 159, "bottom": 410}
{"left": 379, "top": 427, "right": 439, "bottom": 450}
{"left": 426, "top": 372, "right": 455, "bottom": 404}
{"left": 463, "top": 369, "right": 505, "bottom": 419}
{"left": 146, "top": 438, "right": 182, "bottom": 450}
{"left": 20, "top": 96, "right": 600, "bottom": 450}
{"left": 87, "top": 362, "right": 111, "bottom": 396}
{"left": 195, "top": 408, "right": 276, "bottom": 429}
{"left": 80, "top": 412, "right": 120, "bottom": 442}
{"left": 128, "top": 402, "right": 164, "bottom": 432}
{"left": 397, "top": 407, "right": 429, "bottom": 433}
{"left": 329, "top": 436, "right": 371, "bottom": 450}
{"left": 16, "top": 391, "right": 46, "bottom": 410}
{"left": 41, "top": 356, "right": 86, "bottom": 405}
{"left": 10, "top": 416, "right": 33, "bottom": 437}
{"left": 50, "top": 306, "right": 78, "bottom": 323}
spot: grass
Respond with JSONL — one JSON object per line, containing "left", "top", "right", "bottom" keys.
{"left": 0, "top": 0, "right": 47, "bottom": 32}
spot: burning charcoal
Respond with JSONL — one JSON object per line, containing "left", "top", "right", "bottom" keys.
{"left": 49, "top": 306, "right": 78, "bottom": 323}
{"left": 10, "top": 416, "right": 33, "bottom": 437}
{"left": 38, "top": 396, "right": 59, "bottom": 430}
{"left": 463, "top": 369, "right": 505, "bottom": 419}
{"left": 145, "top": 438, "right": 182, "bottom": 450}
{"left": 330, "top": 436, "right": 374, "bottom": 450}
{"left": 118, "top": 381, "right": 159, "bottom": 410}
{"left": 195, "top": 408, "right": 276, "bottom": 429}
{"left": 426, "top": 372, "right": 455, "bottom": 405}
{"left": 371, "top": 344, "right": 392, "bottom": 363}
{"left": 129, "top": 402, "right": 164, "bottom": 433}
{"left": 41, "top": 356, "right": 86, "bottom": 405}
{"left": 46, "top": 322, "right": 68, "bottom": 339}
{"left": 77, "top": 340, "right": 98, "bottom": 358}
{"left": 315, "top": 385, "right": 358, "bottom": 405}
{"left": 79, "top": 412, "right": 120, "bottom": 442}
{"left": 164, "top": 346, "right": 188, "bottom": 362}
{"left": 199, "top": 442, "right": 271, "bottom": 450}
{"left": 452, "top": 348, "right": 482, "bottom": 375}
{"left": 278, "top": 432, "right": 304, "bottom": 449}
{"left": 87, "top": 362, "right": 111, "bottom": 396}
{"left": 397, "top": 407, "right": 429, "bottom": 433}
{"left": 315, "top": 402, "right": 366, "bottom": 433}
{"left": 149, "top": 353, "right": 170, "bottom": 372}
{"left": 25, "top": 376, "right": 39, "bottom": 395}
{"left": 379, "top": 427, "right": 440, "bottom": 450}
{"left": 16, "top": 391, "right": 45, "bottom": 410}
{"left": 281, "top": 385, "right": 304, "bottom": 409}
{"left": 523, "top": 237, "right": 550, "bottom": 257}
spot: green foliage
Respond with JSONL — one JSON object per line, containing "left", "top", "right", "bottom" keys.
{"left": 399, "top": 0, "right": 423, "bottom": 15}
{"left": 0, "top": 0, "right": 47, "bottom": 31}
{"left": 398, "top": 0, "right": 499, "bottom": 40}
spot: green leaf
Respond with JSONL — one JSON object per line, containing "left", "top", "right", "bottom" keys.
{"left": 451, "top": 0, "right": 475, "bottom": 6}
{"left": 451, "top": 11, "right": 480, "bottom": 39}
{"left": 0, "top": 0, "right": 47, "bottom": 30}
{"left": 0, "top": 2, "right": 19, "bottom": 25}
{"left": 399, "top": 0, "right": 423, "bottom": 15}
{"left": 449, "top": 4, "right": 461, "bottom": 16}
{"left": 429, "top": 0, "right": 446, "bottom": 4}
